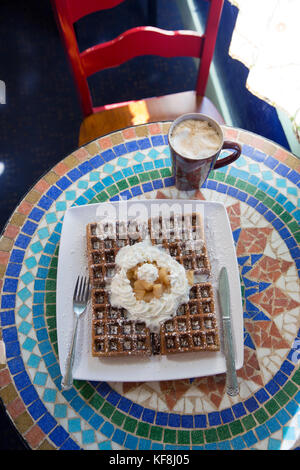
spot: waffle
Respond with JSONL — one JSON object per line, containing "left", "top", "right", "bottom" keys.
{"left": 87, "top": 212, "right": 220, "bottom": 357}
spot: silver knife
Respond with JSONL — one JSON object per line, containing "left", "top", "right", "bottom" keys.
{"left": 218, "top": 266, "right": 239, "bottom": 396}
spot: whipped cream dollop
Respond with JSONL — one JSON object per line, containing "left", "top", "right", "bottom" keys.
{"left": 137, "top": 263, "right": 158, "bottom": 283}
{"left": 109, "top": 240, "right": 191, "bottom": 332}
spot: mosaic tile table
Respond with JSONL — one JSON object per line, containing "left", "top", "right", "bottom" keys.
{"left": 0, "top": 122, "right": 300, "bottom": 451}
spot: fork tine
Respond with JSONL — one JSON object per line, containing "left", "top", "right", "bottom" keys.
{"left": 84, "top": 278, "right": 90, "bottom": 302}
{"left": 81, "top": 277, "right": 87, "bottom": 301}
{"left": 76, "top": 276, "right": 82, "bottom": 301}
{"left": 73, "top": 276, "right": 79, "bottom": 301}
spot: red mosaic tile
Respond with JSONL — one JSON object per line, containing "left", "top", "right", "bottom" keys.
{"left": 249, "top": 286, "right": 300, "bottom": 318}
{"left": 34, "top": 179, "right": 50, "bottom": 194}
{"left": 122, "top": 127, "right": 136, "bottom": 140}
{"left": 123, "top": 382, "right": 145, "bottom": 394}
{"left": 4, "top": 224, "right": 20, "bottom": 239}
{"left": 0, "top": 368, "right": 10, "bottom": 387}
{"left": 223, "top": 127, "right": 238, "bottom": 140}
{"left": 160, "top": 380, "right": 190, "bottom": 411}
{"left": 17, "top": 201, "right": 33, "bottom": 215}
{"left": 236, "top": 227, "right": 273, "bottom": 256}
{"left": 195, "top": 375, "right": 226, "bottom": 409}
{"left": 98, "top": 136, "right": 113, "bottom": 150}
{"left": 274, "top": 147, "right": 289, "bottom": 162}
{"left": 248, "top": 256, "right": 293, "bottom": 283}
{"left": 24, "top": 424, "right": 45, "bottom": 449}
{"left": 148, "top": 123, "right": 161, "bottom": 135}
{"left": 226, "top": 202, "right": 241, "bottom": 231}
{"left": 53, "top": 161, "right": 69, "bottom": 176}
{"left": 73, "top": 148, "right": 89, "bottom": 161}
{"left": 0, "top": 251, "right": 9, "bottom": 265}
{"left": 6, "top": 396, "right": 26, "bottom": 419}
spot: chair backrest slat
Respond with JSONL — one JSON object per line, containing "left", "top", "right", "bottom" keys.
{"left": 81, "top": 27, "right": 203, "bottom": 77}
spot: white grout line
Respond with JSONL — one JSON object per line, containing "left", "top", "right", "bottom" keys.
{"left": 0, "top": 340, "right": 6, "bottom": 365}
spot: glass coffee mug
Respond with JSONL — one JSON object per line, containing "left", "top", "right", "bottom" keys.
{"left": 168, "top": 113, "right": 241, "bottom": 191}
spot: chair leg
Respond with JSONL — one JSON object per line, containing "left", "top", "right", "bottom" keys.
{"left": 147, "top": 0, "right": 156, "bottom": 26}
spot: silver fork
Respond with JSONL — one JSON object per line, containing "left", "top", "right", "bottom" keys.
{"left": 61, "top": 276, "right": 89, "bottom": 390}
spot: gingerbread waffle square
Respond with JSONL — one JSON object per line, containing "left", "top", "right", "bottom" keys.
{"left": 160, "top": 282, "right": 220, "bottom": 354}
{"left": 87, "top": 221, "right": 152, "bottom": 357}
{"left": 148, "top": 212, "right": 211, "bottom": 276}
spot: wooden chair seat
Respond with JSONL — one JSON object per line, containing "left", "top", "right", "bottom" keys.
{"left": 79, "top": 91, "right": 224, "bottom": 147}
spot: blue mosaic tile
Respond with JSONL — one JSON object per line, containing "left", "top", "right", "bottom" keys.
{"left": 56, "top": 176, "right": 72, "bottom": 190}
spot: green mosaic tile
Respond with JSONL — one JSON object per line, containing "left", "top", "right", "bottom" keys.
{"left": 49, "top": 330, "right": 57, "bottom": 349}
{"left": 97, "top": 191, "right": 109, "bottom": 202}
{"left": 291, "top": 369, "right": 300, "bottom": 385}
{"left": 229, "top": 420, "right": 244, "bottom": 436}
{"left": 225, "top": 174, "right": 236, "bottom": 186}
{"left": 236, "top": 179, "right": 247, "bottom": 190}
{"left": 274, "top": 389, "right": 290, "bottom": 406}
{"left": 217, "top": 424, "right": 231, "bottom": 441}
{"left": 81, "top": 383, "right": 94, "bottom": 400}
{"left": 294, "top": 231, "right": 300, "bottom": 243}
{"left": 204, "top": 428, "right": 218, "bottom": 444}
{"left": 123, "top": 416, "right": 138, "bottom": 433}
{"left": 107, "top": 185, "right": 119, "bottom": 197}
{"left": 160, "top": 167, "right": 172, "bottom": 178}
{"left": 283, "top": 380, "right": 298, "bottom": 397}
{"left": 128, "top": 175, "right": 139, "bottom": 186}
{"left": 280, "top": 211, "right": 293, "bottom": 223}
{"left": 241, "top": 414, "right": 256, "bottom": 431}
{"left": 288, "top": 221, "right": 300, "bottom": 234}
{"left": 89, "top": 197, "right": 99, "bottom": 204}
{"left": 245, "top": 183, "right": 257, "bottom": 195}
{"left": 163, "top": 428, "right": 176, "bottom": 444}
{"left": 254, "top": 407, "right": 269, "bottom": 424}
{"left": 45, "top": 292, "right": 56, "bottom": 303}
{"left": 46, "top": 304, "right": 56, "bottom": 316}
{"left": 177, "top": 430, "right": 190, "bottom": 445}
{"left": 111, "top": 410, "right": 126, "bottom": 426}
{"left": 255, "top": 189, "right": 267, "bottom": 202}
{"left": 136, "top": 422, "right": 150, "bottom": 438}
{"left": 265, "top": 398, "right": 280, "bottom": 416}
{"left": 117, "top": 180, "right": 129, "bottom": 191}
{"left": 89, "top": 393, "right": 104, "bottom": 410}
{"left": 47, "top": 268, "right": 57, "bottom": 279}
{"left": 139, "top": 172, "right": 151, "bottom": 183}
{"left": 50, "top": 257, "right": 58, "bottom": 269}
{"left": 272, "top": 203, "right": 284, "bottom": 215}
{"left": 149, "top": 170, "right": 160, "bottom": 180}
{"left": 45, "top": 280, "right": 56, "bottom": 291}
{"left": 47, "top": 317, "right": 56, "bottom": 330}
{"left": 101, "top": 402, "right": 115, "bottom": 418}
{"left": 149, "top": 426, "right": 163, "bottom": 442}
{"left": 264, "top": 196, "right": 275, "bottom": 209}
{"left": 191, "top": 430, "right": 204, "bottom": 445}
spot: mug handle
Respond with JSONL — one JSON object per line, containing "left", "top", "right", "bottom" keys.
{"left": 213, "top": 141, "right": 241, "bottom": 169}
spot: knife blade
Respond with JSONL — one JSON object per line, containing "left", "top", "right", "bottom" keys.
{"left": 218, "top": 266, "right": 239, "bottom": 396}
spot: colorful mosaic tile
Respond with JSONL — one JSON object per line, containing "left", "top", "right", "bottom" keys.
{"left": 0, "top": 122, "right": 300, "bottom": 450}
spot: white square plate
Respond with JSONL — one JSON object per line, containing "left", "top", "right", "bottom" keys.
{"left": 57, "top": 199, "right": 244, "bottom": 382}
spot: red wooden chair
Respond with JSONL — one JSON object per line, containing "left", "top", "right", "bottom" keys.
{"left": 51, "top": 0, "right": 225, "bottom": 147}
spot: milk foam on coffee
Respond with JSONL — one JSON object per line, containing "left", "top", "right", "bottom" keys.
{"left": 171, "top": 119, "right": 221, "bottom": 159}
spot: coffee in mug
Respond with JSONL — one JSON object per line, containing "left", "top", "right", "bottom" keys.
{"left": 168, "top": 113, "right": 241, "bottom": 191}
{"left": 170, "top": 119, "right": 222, "bottom": 160}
